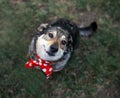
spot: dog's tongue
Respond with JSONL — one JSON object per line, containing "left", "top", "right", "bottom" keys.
{"left": 24, "top": 58, "right": 53, "bottom": 79}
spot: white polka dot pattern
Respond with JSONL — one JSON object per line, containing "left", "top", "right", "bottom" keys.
{"left": 24, "top": 56, "right": 53, "bottom": 79}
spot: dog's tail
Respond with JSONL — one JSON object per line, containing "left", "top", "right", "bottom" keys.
{"left": 78, "top": 22, "right": 97, "bottom": 37}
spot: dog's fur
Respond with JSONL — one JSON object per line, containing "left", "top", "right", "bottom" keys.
{"left": 28, "top": 19, "right": 97, "bottom": 72}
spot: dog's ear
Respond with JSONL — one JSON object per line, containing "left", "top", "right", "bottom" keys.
{"left": 79, "top": 22, "right": 97, "bottom": 37}
{"left": 37, "top": 23, "right": 48, "bottom": 32}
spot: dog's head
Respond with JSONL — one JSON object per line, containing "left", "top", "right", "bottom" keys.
{"left": 32, "top": 19, "right": 79, "bottom": 61}
{"left": 36, "top": 26, "right": 73, "bottom": 61}
{"left": 28, "top": 19, "right": 97, "bottom": 61}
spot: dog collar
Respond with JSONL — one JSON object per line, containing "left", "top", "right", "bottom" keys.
{"left": 24, "top": 55, "right": 53, "bottom": 79}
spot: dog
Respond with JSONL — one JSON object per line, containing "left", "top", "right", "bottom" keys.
{"left": 27, "top": 19, "right": 97, "bottom": 76}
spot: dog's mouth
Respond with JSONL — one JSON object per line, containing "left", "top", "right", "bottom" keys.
{"left": 40, "top": 44, "right": 64, "bottom": 61}
{"left": 46, "top": 51, "right": 55, "bottom": 56}
{"left": 43, "top": 46, "right": 56, "bottom": 56}
{"left": 43, "top": 45, "right": 58, "bottom": 56}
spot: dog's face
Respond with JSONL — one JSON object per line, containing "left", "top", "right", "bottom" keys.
{"left": 36, "top": 27, "right": 73, "bottom": 61}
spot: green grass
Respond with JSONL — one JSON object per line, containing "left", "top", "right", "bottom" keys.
{"left": 0, "top": 0, "right": 120, "bottom": 98}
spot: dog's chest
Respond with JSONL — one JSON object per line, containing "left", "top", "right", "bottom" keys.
{"left": 51, "top": 53, "right": 71, "bottom": 72}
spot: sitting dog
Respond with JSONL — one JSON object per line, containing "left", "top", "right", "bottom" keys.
{"left": 25, "top": 19, "right": 97, "bottom": 78}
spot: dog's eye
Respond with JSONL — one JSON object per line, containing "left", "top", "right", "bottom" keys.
{"left": 48, "top": 33, "right": 54, "bottom": 38}
{"left": 61, "top": 40, "right": 67, "bottom": 45}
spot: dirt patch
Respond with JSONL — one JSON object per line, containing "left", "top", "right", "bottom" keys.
{"left": 95, "top": 83, "right": 120, "bottom": 98}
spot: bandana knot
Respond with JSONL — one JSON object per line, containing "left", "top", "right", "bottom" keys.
{"left": 24, "top": 56, "right": 53, "bottom": 79}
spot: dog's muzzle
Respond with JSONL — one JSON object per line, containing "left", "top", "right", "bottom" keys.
{"left": 47, "top": 43, "right": 58, "bottom": 56}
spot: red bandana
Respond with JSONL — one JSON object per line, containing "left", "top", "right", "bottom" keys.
{"left": 24, "top": 55, "right": 53, "bottom": 79}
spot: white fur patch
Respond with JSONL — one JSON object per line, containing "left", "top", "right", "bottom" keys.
{"left": 36, "top": 35, "right": 64, "bottom": 61}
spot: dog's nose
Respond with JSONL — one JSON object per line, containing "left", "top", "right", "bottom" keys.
{"left": 50, "top": 43, "right": 58, "bottom": 53}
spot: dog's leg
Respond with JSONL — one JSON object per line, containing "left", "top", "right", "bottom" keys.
{"left": 79, "top": 22, "right": 97, "bottom": 37}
